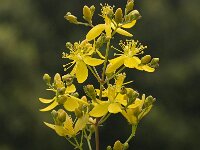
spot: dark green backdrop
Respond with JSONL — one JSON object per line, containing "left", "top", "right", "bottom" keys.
{"left": 0, "top": 0, "right": 200, "bottom": 149}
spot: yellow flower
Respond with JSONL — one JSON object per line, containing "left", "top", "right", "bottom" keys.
{"left": 63, "top": 40, "right": 104, "bottom": 83}
{"left": 44, "top": 113, "right": 89, "bottom": 137}
{"left": 86, "top": 4, "right": 136, "bottom": 41}
{"left": 106, "top": 40, "right": 155, "bottom": 73}
{"left": 89, "top": 79, "right": 127, "bottom": 117}
{"left": 121, "top": 94, "right": 153, "bottom": 125}
{"left": 39, "top": 73, "right": 88, "bottom": 112}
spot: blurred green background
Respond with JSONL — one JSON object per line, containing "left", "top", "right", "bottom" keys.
{"left": 0, "top": 0, "right": 200, "bottom": 149}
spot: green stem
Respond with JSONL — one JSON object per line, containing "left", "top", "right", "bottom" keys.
{"left": 84, "top": 129, "right": 92, "bottom": 150}
{"left": 64, "top": 137, "right": 77, "bottom": 148}
{"left": 95, "top": 124, "right": 100, "bottom": 150}
{"left": 74, "top": 137, "right": 83, "bottom": 150}
{"left": 125, "top": 124, "right": 138, "bottom": 144}
{"left": 87, "top": 65, "right": 101, "bottom": 82}
{"left": 99, "top": 113, "right": 111, "bottom": 125}
{"left": 99, "top": 40, "right": 111, "bottom": 100}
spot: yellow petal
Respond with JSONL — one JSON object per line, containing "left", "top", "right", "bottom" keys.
{"left": 39, "top": 98, "right": 54, "bottom": 104}
{"left": 44, "top": 122, "right": 67, "bottom": 137}
{"left": 55, "top": 126, "right": 68, "bottom": 136}
{"left": 66, "top": 84, "right": 76, "bottom": 93}
{"left": 142, "top": 65, "right": 155, "bottom": 72}
{"left": 40, "top": 100, "right": 58, "bottom": 112}
{"left": 108, "top": 103, "right": 122, "bottom": 114}
{"left": 116, "top": 28, "right": 133, "bottom": 37}
{"left": 74, "top": 114, "right": 89, "bottom": 134}
{"left": 83, "top": 56, "right": 104, "bottom": 66}
{"left": 70, "top": 64, "right": 77, "bottom": 76}
{"left": 64, "top": 115, "right": 75, "bottom": 136}
{"left": 44, "top": 122, "right": 55, "bottom": 130}
{"left": 124, "top": 56, "right": 140, "bottom": 68}
{"left": 76, "top": 61, "right": 88, "bottom": 83}
{"left": 86, "top": 24, "right": 105, "bottom": 41}
{"left": 89, "top": 102, "right": 109, "bottom": 117}
{"left": 106, "top": 56, "right": 125, "bottom": 73}
{"left": 64, "top": 97, "right": 79, "bottom": 111}
{"left": 121, "top": 20, "right": 136, "bottom": 28}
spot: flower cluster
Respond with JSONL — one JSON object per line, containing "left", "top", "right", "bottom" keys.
{"left": 39, "top": 1, "right": 159, "bottom": 150}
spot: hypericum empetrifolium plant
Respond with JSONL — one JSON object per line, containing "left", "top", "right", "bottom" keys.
{"left": 39, "top": 0, "right": 159, "bottom": 150}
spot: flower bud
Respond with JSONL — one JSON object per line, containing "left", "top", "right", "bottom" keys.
{"left": 43, "top": 73, "right": 51, "bottom": 84}
{"left": 57, "top": 95, "right": 68, "bottom": 104}
{"left": 57, "top": 87, "right": 66, "bottom": 95}
{"left": 150, "top": 58, "right": 159, "bottom": 68}
{"left": 89, "top": 124, "right": 95, "bottom": 133}
{"left": 75, "top": 108, "right": 83, "bottom": 118}
{"left": 95, "top": 33, "right": 106, "bottom": 49}
{"left": 144, "top": 95, "right": 156, "bottom": 107}
{"left": 62, "top": 74, "right": 74, "bottom": 86}
{"left": 107, "top": 146, "right": 112, "bottom": 150}
{"left": 57, "top": 109, "right": 66, "bottom": 122}
{"left": 90, "top": 5, "right": 95, "bottom": 14}
{"left": 65, "top": 42, "right": 73, "bottom": 49}
{"left": 51, "top": 110, "right": 58, "bottom": 119}
{"left": 71, "top": 92, "right": 79, "bottom": 98}
{"left": 120, "top": 86, "right": 127, "bottom": 95}
{"left": 83, "top": 5, "right": 92, "bottom": 22}
{"left": 127, "top": 89, "right": 139, "bottom": 105}
{"left": 64, "top": 12, "right": 78, "bottom": 24}
{"left": 115, "top": 8, "right": 123, "bottom": 24}
{"left": 123, "top": 143, "right": 129, "bottom": 150}
{"left": 126, "top": 1, "right": 134, "bottom": 13}
{"left": 113, "top": 140, "right": 123, "bottom": 150}
{"left": 128, "top": 10, "right": 141, "bottom": 21}
{"left": 141, "top": 55, "right": 151, "bottom": 64}
{"left": 84, "top": 85, "right": 96, "bottom": 100}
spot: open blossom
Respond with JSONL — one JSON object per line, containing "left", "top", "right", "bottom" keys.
{"left": 106, "top": 40, "right": 155, "bottom": 73}
{"left": 86, "top": 4, "right": 136, "bottom": 41}
{"left": 89, "top": 74, "right": 127, "bottom": 117}
{"left": 63, "top": 40, "right": 104, "bottom": 83}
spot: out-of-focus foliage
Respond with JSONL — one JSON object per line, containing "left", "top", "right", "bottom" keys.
{"left": 0, "top": 0, "right": 199, "bottom": 150}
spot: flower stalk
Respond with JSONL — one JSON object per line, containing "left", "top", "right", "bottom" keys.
{"left": 39, "top": 1, "right": 159, "bottom": 150}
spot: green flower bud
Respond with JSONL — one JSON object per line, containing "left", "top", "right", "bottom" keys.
{"left": 75, "top": 108, "right": 83, "bottom": 118}
{"left": 65, "top": 42, "right": 73, "bottom": 49}
{"left": 127, "top": 89, "right": 139, "bottom": 105}
{"left": 95, "top": 33, "right": 106, "bottom": 49}
{"left": 89, "top": 124, "right": 95, "bottom": 133}
{"left": 120, "top": 86, "right": 127, "bottom": 95}
{"left": 128, "top": 10, "right": 141, "bottom": 21}
{"left": 107, "top": 146, "right": 112, "bottom": 150}
{"left": 57, "top": 87, "right": 66, "bottom": 95}
{"left": 113, "top": 140, "right": 123, "bottom": 150}
{"left": 145, "top": 95, "right": 156, "bottom": 107}
{"left": 64, "top": 12, "right": 78, "bottom": 24}
{"left": 51, "top": 110, "right": 58, "bottom": 119}
{"left": 84, "top": 85, "right": 96, "bottom": 100}
{"left": 115, "top": 8, "right": 123, "bottom": 24}
{"left": 90, "top": 5, "right": 95, "bottom": 15}
{"left": 150, "top": 58, "right": 159, "bottom": 68}
{"left": 43, "top": 73, "right": 51, "bottom": 84}
{"left": 71, "top": 92, "right": 79, "bottom": 98}
{"left": 57, "top": 95, "right": 68, "bottom": 104}
{"left": 62, "top": 74, "right": 74, "bottom": 86}
{"left": 83, "top": 5, "right": 92, "bottom": 22}
{"left": 123, "top": 143, "right": 129, "bottom": 150}
{"left": 141, "top": 55, "right": 151, "bottom": 64}
{"left": 126, "top": 1, "right": 134, "bottom": 13}
{"left": 57, "top": 109, "right": 66, "bottom": 123}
